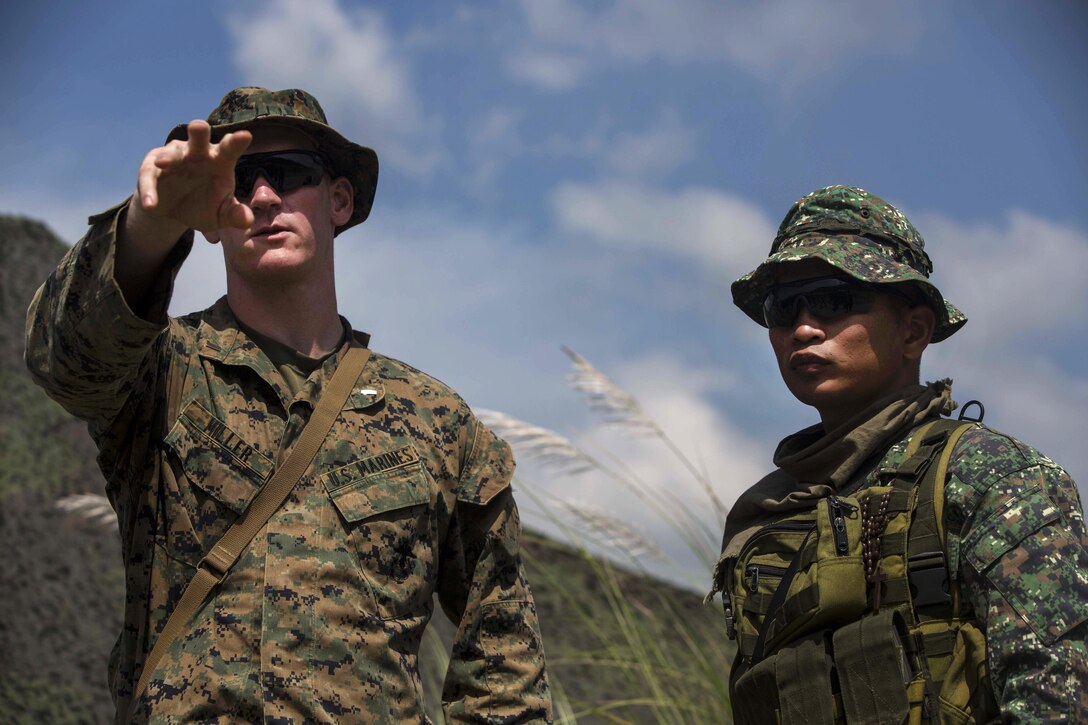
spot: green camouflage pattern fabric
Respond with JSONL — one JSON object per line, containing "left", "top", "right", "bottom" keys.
{"left": 166, "top": 86, "right": 379, "bottom": 233}
{"left": 24, "top": 204, "right": 552, "bottom": 724}
{"left": 716, "top": 409, "right": 1088, "bottom": 721}
{"left": 731, "top": 185, "right": 967, "bottom": 342}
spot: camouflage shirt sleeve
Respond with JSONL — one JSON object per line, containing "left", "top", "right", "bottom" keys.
{"left": 24, "top": 199, "right": 193, "bottom": 436}
{"left": 437, "top": 415, "right": 552, "bottom": 724}
{"left": 946, "top": 426, "right": 1088, "bottom": 722}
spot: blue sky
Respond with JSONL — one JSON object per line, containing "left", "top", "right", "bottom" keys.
{"left": 5, "top": 1, "right": 1086, "bottom": 586}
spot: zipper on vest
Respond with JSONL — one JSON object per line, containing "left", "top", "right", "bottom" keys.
{"left": 827, "top": 496, "right": 858, "bottom": 556}
{"left": 737, "top": 519, "right": 816, "bottom": 561}
{"left": 746, "top": 563, "right": 788, "bottom": 592}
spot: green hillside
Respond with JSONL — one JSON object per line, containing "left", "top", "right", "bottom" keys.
{"left": 0, "top": 216, "right": 733, "bottom": 723}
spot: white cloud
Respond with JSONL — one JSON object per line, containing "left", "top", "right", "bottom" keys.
{"left": 917, "top": 208, "right": 1088, "bottom": 342}
{"left": 605, "top": 110, "right": 697, "bottom": 178}
{"left": 463, "top": 108, "right": 697, "bottom": 192}
{"left": 465, "top": 107, "right": 526, "bottom": 194}
{"left": 915, "top": 207, "right": 1088, "bottom": 484}
{"left": 507, "top": 51, "right": 587, "bottom": 91}
{"left": 510, "top": 0, "right": 921, "bottom": 92}
{"left": 227, "top": 0, "right": 445, "bottom": 175}
{"left": 551, "top": 180, "right": 775, "bottom": 276}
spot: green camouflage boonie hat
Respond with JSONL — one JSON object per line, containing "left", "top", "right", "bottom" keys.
{"left": 166, "top": 87, "right": 378, "bottom": 235}
{"left": 731, "top": 185, "right": 966, "bottom": 342}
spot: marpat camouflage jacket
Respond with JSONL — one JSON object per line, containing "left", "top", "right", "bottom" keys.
{"left": 25, "top": 203, "right": 552, "bottom": 724}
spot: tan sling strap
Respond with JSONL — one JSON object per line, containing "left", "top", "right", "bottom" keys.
{"left": 133, "top": 344, "right": 371, "bottom": 702}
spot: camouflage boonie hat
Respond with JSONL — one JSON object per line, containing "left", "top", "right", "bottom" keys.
{"left": 731, "top": 185, "right": 966, "bottom": 342}
{"left": 166, "top": 87, "right": 378, "bottom": 235}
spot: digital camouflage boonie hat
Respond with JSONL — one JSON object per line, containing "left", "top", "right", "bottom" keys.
{"left": 166, "top": 87, "right": 378, "bottom": 235}
{"left": 731, "top": 185, "right": 966, "bottom": 342}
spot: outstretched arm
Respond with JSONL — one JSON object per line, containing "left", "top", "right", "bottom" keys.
{"left": 22, "top": 120, "right": 248, "bottom": 431}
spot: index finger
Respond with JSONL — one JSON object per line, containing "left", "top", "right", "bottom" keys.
{"left": 215, "top": 129, "right": 253, "bottom": 165}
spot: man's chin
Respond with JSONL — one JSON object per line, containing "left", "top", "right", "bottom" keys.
{"left": 230, "top": 256, "right": 314, "bottom": 287}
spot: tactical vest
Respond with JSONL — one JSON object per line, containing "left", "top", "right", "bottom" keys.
{"left": 715, "top": 419, "right": 999, "bottom": 725}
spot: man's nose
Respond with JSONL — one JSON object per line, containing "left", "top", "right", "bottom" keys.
{"left": 791, "top": 304, "right": 825, "bottom": 342}
{"left": 246, "top": 175, "right": 282, "bottom": 208}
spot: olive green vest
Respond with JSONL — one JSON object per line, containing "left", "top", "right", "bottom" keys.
{"left": 717, "top": 419, "right": 999, "bottom": 725}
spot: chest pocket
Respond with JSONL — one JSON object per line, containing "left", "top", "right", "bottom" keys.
{"left": 321, "top": 445, "right": 435, "bottom": 619}
{"left": 162, "top": 401, "right": 274, "bottom": 567}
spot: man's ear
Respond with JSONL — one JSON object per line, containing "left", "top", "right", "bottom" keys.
{"left": 902, "top": 304, "right": 936, "bottom": 361}
{"left": 329, "top": 178, "right": 354, "bottom": 227}
{"left": 201, "top": 231, "right": 221, "bottom": 245}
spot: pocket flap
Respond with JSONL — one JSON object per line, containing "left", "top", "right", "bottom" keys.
{"left": 457, "top": 423, "right": 513, "bottom": 505}
{"left": 967, "top": 484, "right": 1060, "bottom": 571}
{"left": 832, "top": 609, "right": 912, "bottom": 724}
{"left": 323, "top": 449, "right": 431, "bottom": 522}
{"left": 164, "top": 401, "right": 272, "bottom": 514}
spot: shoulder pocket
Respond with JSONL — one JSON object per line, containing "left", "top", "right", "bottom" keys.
{"left": 458, "top": 423, "right": 513, "bottom": 505}
{"left": 967, "top": 484, "right": 1088, "bottom": 643}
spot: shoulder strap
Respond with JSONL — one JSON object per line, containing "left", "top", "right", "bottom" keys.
{"left": 903, "top": 419, "right": 974, "bottom": 616}
{"left": 132, "top": 344, "right": 371, "bottom": 702}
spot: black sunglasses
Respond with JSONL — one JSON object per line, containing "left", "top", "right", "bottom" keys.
{"left": 234, "top": 150, "right": 330, "bottom": 200}
{"left": 762, "top": 275, "right": 885, "bottom": 328}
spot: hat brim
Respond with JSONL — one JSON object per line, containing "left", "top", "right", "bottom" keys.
{"left": 731, "top": 234, "right": 966, "bottom": 343}
{"left": 166, "top": 116, "right": 378, "bottom": 236}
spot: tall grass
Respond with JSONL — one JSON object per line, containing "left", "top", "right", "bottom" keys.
{"left": 476, "top": 347, "right": 733, "bottom": 723}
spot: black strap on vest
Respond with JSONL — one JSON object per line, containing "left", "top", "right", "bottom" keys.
{"left": 887, "top": 418, "right": 974, "bottom": 613}
{"left": 750, "top": 528, "right": 815, "bottom": 663}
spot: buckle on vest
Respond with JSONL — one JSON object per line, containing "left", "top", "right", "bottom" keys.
{"left": 200, "top": 542, "right": 235, "bottom": 579}
{"left": 907, "top": 551, "right": 951, "bottom": 608}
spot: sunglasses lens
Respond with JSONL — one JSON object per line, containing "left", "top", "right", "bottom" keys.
{"left": 763, "top": 295, "right": 798, "bottom": 328}
{"left": 763, "top": 278, "right": 875, "bottom": 327}
{"left": 806, "top": 288, "right": 869, "bottom": 319}
{"left": 234, "top": 152, "right": 327, "bottom": 199}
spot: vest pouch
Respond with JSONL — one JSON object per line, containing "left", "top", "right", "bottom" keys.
{"left": 808, "top": 494, "right": 867, "bottom": 627}
{"left": 758, "top": 496, "right": 868, "bottom": 655}
{"left": 831, "top": 608, "right": 912, "bottom": 725}
{"left": 733, "top": 630, "right": 837, "bottom": 725}
{"left": 933, "top": 621, "right": 997, "bottom": 724}
{"left": 731, "top": 519, "right": 818, "bottom": 658}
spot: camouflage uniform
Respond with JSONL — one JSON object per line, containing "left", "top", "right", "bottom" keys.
{"left": 732, "top": 401, "right": 1088, "bottom": 721}
{"left": 716, "top": 186, "right": 1088, "bottom": 721}
{"left": 25, "top": 104, "right": 551, "bottom": 721}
